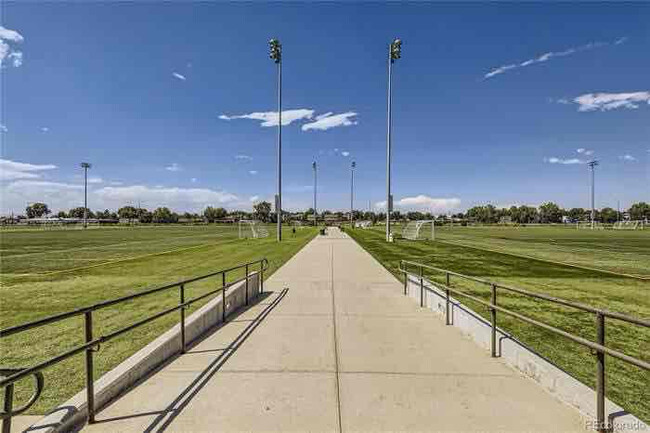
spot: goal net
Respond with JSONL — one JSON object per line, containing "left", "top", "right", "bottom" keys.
{"left": 402, "top": 220, "right": 435, "bottom": 240}
{"left": 576, "top": 221, "right": 604, "bottom": 230}
{"left": 354, "top": 220, "right": 372, "bottom": 229}
{"left": 238, "top": 220, "right": 269, "bottom": 239}
{"left": 612, "top": 220, "right": 644, "bottom": 230}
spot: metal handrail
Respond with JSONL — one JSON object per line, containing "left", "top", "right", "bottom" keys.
{"left": 399, "top": 259, "right": 649, "bottom": 433}
{"left": 0, "top": 258, "right": 268, "bottom": 432}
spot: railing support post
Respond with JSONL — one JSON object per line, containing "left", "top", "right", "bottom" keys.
{"left": 84, "top": 311, "right": 95, "bottom": 424}
{"left": 245, "top": 264, "right": 249, "bottom": 306}
{"left": 179, "top": 284, "right": 186, "bottom": 353}
{"left": 403, "top": 270, "right": 407, "bottom": 295}
{"left": 222, "top": 273, "right": 227, "bottom": 322}
{"left": 596, "top": 313, "right": 606, "bottom": 433}
{"left": 260, "top": 262, "right": 264, "bottom": 293}
{"left": 445, "top": 272, "right": 451, "bottom": 325}
{"left": 2, "top": 382, "right": 14, "bottom": 433}
{"left": 490, "top": 284, "right": 497, "bottom": 358}
{"left": 419, "top": 266, "right": 424, "bottom": 307}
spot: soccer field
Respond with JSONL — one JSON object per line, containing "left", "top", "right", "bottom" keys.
{"left": 0, "top": 224, "right": 317, "bottom": 413}
{"left": 347, "top": 225, "right": 650, "bottom": 422}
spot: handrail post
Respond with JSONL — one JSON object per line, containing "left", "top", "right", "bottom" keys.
{"left": 2, "top": 382, "right": 14, "bottom": 433}
{"left": 403, "top": 263, "right": 408, "bottom": 296}
{"left": 179, "top": 284, "right": 186, "bottom": 353}
{"left": 596, "top": 312, "right": 606, "bottom": 433}
{"left": 222, "top": 272, "right": 227, "bottom": 322}
{"left": 491, "top": 284, "right": 497, "bottom": 358}
{"left": 419, "top": 265, "right": 424, "bottom": 307}
{"left": 445, "top": 272, "right": 451, "bottom": 325}
{"left": 260, "top": 261, "right": 264, "bottom": 293}
{"left": 245, "top": 264, "right": 249, "bottom": 306}
{"left": 84, "top": 311, "right": 95, "bottom": 423}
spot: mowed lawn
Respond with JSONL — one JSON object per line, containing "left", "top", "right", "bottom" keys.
{"left": 0, "top": 224, "right": 317, "bottom": 414}
{"left": 347, "top": 225, "right": 650, "bottom": 423}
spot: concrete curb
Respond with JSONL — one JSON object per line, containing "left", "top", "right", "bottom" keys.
{"left": 24, "top": 272, "right": 261, "bottom": 433}
{"left": 406, "top": 275, "right": 648, "bottom": 433}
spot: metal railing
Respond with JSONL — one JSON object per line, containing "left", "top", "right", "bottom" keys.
{"left": 0, "top": 258, "right": 268, "bottom": 433}
{"left": 399, "top": 259, "right": 649, "bottom": 433}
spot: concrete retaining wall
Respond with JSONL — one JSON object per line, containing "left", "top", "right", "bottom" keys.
{"left": 406, "top": 274, "right": 647, "bottom": 433}
{"left": 25, "top": 272, "right": 261, "bottom": 433}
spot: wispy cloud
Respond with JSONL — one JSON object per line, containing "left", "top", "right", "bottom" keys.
{"left": 375, "top": 195, "right": 461, "bottom": 213}
{"left": 0, "top": 26, "right": 24, "bottom": 68}
{"left": 249, "top": 195, "right": 260, "bottom": 202}
{"left": 619, "top": 154, "right": 637, "bottom": 162}
{"left": 40, "top": 126, "right": 49, "bottom": 133}
{"left": 234, "top": 154, "right": 253, "bottom": 162}
{"left": 190, "top": 177, "right": 198, "bottom": 183}
{"left": 219, "top": 109, "right": 314, "bottom": 127}
{"left": 0, "top": 159, "right": 57, "bottom": 181}
{"left": 165, "top": 163, "right": 181, "bottom": 172}
{"left": 341, "top": 151, "right": 350, "bottom": 157}
{"left": 576, "top": 148, "right": 594, "bottom": 156}
{"left": 544, "top": 157, "right": 585, "bottom": 165}
{"left": 567, "top": 91, "right": 650, "bottom": 112}
{"left": 248, "top": 170, "right": 258, "bottom": 175}
{"left": 484, "top": 38, "right": 625, "bottom": 79}
{"left": 87, "top": 177, "right": 103, "bottom": 184}
{"left": 172, "top": 72, "right": 186, "bottom": 81}
{"left": 302, "top": 112, "right": 358, "bottom": 131}
{"left": 0, "top": 124, "right": 7, "bottom": 133}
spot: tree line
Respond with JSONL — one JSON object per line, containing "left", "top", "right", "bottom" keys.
{"left": 17, "top": 201, "right": 650, "bottom": 224}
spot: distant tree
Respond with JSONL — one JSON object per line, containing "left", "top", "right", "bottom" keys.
{"left": 629, "top": 202, "right": 650, "bottom": 221}
{"left": 567, "top": 208, "right": 587, "bottom": 222}
{"left": 69, "top": 207, "right": 93, "bottom": 219}
{"left": 26, "top": 202, "right": 50, "bottom": 218}
{"left": 538, "top": 202, "right": 563, "bottom": 224}
{"left": 600, "top": 207, "right": 618, "bottom": 224}
{"left": 204, "top": 206, "right": 228, "bottom": 222}
{"left": 55, "top": 210, "right": 68, "bottom": 218}
{"left": 152, "top": 207, "right": 177, "bottom": 223}
{"left": 95, "top": 209, "right": 113, "bottom": 219}
{"left": 253, "top": 201, "right": 272, "bottom": 223}
{"left": 138, "top": 209, "right": 153, "bottom": 223}
{"left": 510, "top": 205, "right": 537, "bottom": 224}
{"left": 118, "top": 206, "right": 138, "bottom": 222}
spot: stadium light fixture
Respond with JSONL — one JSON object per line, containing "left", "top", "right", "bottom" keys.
{"left": 588, "top": 160, "right": 599, "bottom": 229}
{"left": 350, "top": 160, "right": 356, "bottom": 224}
{"left": 386, "top": 38, "right": 402, "bottom": 242}
{"left": 80, "top": 162, "right": 92, "bottom": 228}
{"left": 269, "top": 38, "right": 282, "bottom": 241}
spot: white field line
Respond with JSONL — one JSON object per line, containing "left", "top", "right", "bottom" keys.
{"left": 1, "top": 229, "right": 237, "bottom": 259}
{"left": 435, "top": 238, "right": 650, "bottom": 281}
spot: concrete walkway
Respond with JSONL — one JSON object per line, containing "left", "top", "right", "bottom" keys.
{"left": 83, "top": 227, "right": 585, "bottom": 432}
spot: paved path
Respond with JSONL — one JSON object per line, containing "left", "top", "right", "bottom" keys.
{"left": 83, "top": 227, "right": 585, "bottom": 432}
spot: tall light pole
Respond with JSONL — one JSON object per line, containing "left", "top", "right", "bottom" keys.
{"left": 588, "top": 160, "right": 599, "bottom": 229}
{"left": 386, "top": 38, "right": 402, "bottom": 241}
{"left": 313, "top": 161, "right": 318, "bottom": 226}
{"left": 350, "top": 160, "right": 356, "bottom": 224}
{"left": 269, "top": 38, "right": 282, "bottom": 241}
{"left": 80, "top": 162, "right": 92, "bottom": 228}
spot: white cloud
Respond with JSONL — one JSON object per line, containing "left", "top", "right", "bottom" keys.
{"left": 172, "top": 72, "right": 186, "bottom": 81}
{"left": 619, "top": 154, "right": 637, "bottom": 162}
{"left": 375, "top": 195, "right": 461, "bottom": 213}
{"left": 341, "top": 151, "right": 350, "bottom": 157}
{"left": 234, "top": 154, "right": 253, "bottom": 162}
{"left": 1, "top": 180, "right": 83, "bottom": 213}
{"left": 571, "top": 92, "right": 650, "bottom": 112}
{"left": 94, "top": 185, "right": 238, "bottom": 212}
{"left": 41, "top": 127, "right": 49, "bottom": 133}
{"left": 249, "top": 195, "right": 260, "bottom": 202}
{"left": 248, "top": 170, "right": 258, "bottom": 175}
{"left": 0, "top": 26, "right": 24, "bottom": 68}
{"left": 109, "top": 181, "right": 123, "bottom": 186}
{"left": 0, "top": 159, "right": 57, "bottom": 181}
{"left": 87, "top": 177, "right": 103, "bottom": 184}
{"left": 544, "top": 157, "right": 585, "bottom": 165}
{"left": 190, "top": 177, "right": 198, "bottom": 183}
{"left": 219, "top": 109, "right": 314, "bottom": 127}
{"left": 302, "top": 112, "right": 358, "bottom": 131}
{"left": 484, "top": 38, "right": 624, "bottom": 79}
{"left": 165, "top": 163, "right": 181, "bottom": 172}
{"left": 0, "top": 124, "right": 7, "bottom": 133}
{"left": 576, "top": 148, "right": 594, "bottom": 156}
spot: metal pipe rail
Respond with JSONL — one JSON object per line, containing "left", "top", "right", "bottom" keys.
{"left": 0, "top": 258, "right": 268, "bottom": 433}
{"left": 399, "top": 259, "right": 649, "bottom": 433}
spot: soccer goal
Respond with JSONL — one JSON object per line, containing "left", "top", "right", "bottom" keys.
{"left": 354, "top": 220, "right": 372, "bottom": 229}
{"left": 238, "top": 220, "right": 269, "bottom": 239}
{"left": 402, "top": 220, "right": 435, "bottom": 240}
{"left": 612, "top": 220, "right": 644, "bottom": 230}
{"left": 576, "top": 221, "right": 604, "bottom": 230}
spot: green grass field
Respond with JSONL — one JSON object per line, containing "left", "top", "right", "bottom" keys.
{"left": 1, "top": 224, "right": 317, "bottom": 413}
{"left": 347, "top": 225, "right": 650, "bottom": 423}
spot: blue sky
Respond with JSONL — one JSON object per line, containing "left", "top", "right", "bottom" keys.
{"left": 1, "top": 2, "right": 648, "bottom": 214}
